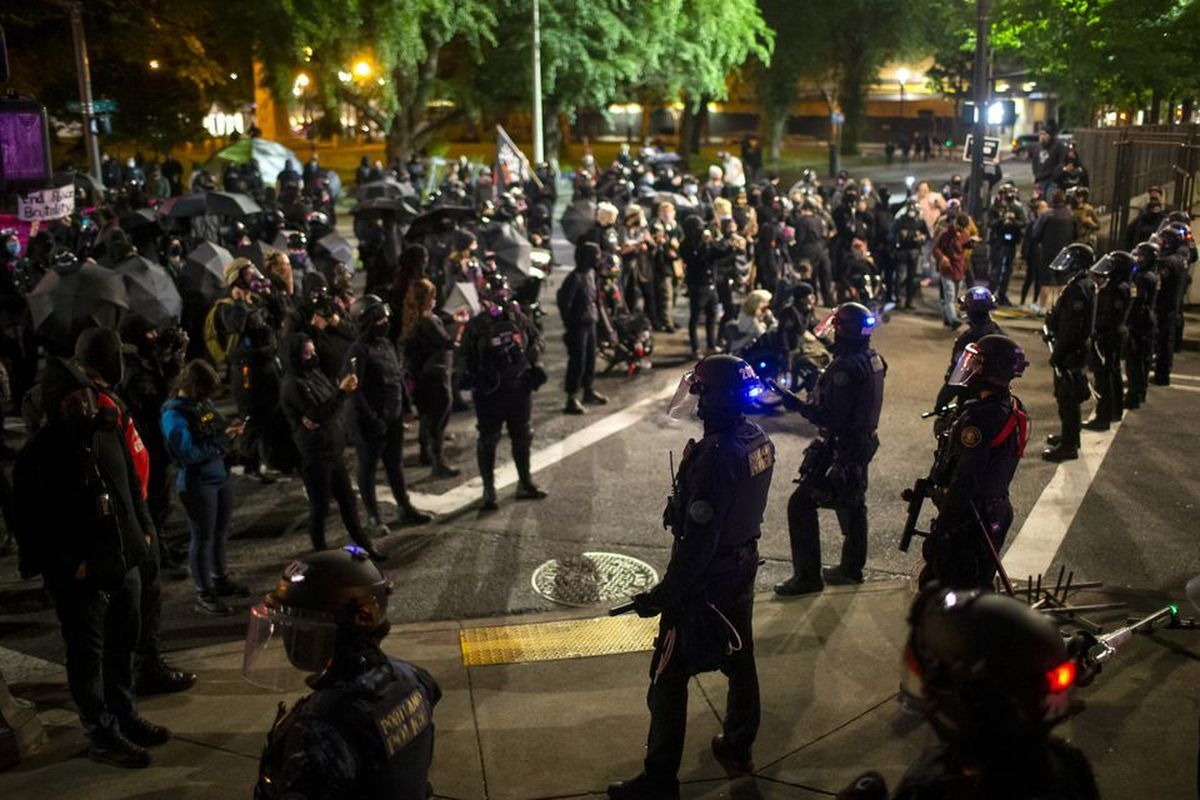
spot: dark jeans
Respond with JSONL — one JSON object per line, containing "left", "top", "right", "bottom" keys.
{"left": 894, "top": 249, "right": 920, "bottom": 306}
{"left": 787, "top": 486, "right": 869, "bottom": 581}
{"left": 474, "top": 383, "right": 534, "bottom": 486}
{"left": 1155, "top": 311, "right": 1178, "bottom": 384}
{"left": 355, "top": 418, "right": 412, "bottom": 521}
{"left": 301, "top": 457, "right": 369, "bottom": 550}
{"left": 687, "top": 284, "right": 718, "bottom": 353}
{"left": 811, "top": 250, "right": 834, "bottom": 307}
{"left": 415, "top": 374, "right": 452, "bottom": 466}
{"left": 1126, "top": 334, "right": 1153, "bottom": 404}
{"left": 644, "top": 582, "right": 760, "bottom": 782}
{"left": 47, "top": 565, "right": 141, "bottom": 737}
{"left": 989, "top": 241, "right": 1017, "bottom": 301}
{"left": 136, "top": 536, "right": 163, "bottom": 667}
{"left": 180, "top": 478, "right": 234, "bottom": 593}
{"left": 564, "top": 323, "right": 597, "bottom": 394}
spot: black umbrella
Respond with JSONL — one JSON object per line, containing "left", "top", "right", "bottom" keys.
{"left": 354, "top": 178, "right": 405, "bottom": 201}
{"left": 314, "top": 233, "right": 355, "bottom": 267}
{"left": 206, "top": 191, "right": 261, "bottom": 217}
{"left": 403, "top": 206, "right": 477, "bottom": 242}
{"left": 351, "top": 196, "right": 420, "bottom": 218}
{"left": 120, "top": 208, "right": 159, "bottom": 233}
{"left": 159, "top": 193, "right": 208, "bottom": 218}
{"left": 115, "top": 255, "right": 183, "bottom": 326}
{"left": 28, "top": 263, "right": 128, "bottom": 349}
{"left": 54, "top": 170, "right": 106, "bottom": 203}
{"left": 180, "top": 242, "right": 234, "bottom": 305}
{"left": 478, "top": 222, "right": 532, "bottom": 283}
{"left": 237, "top": 241, "right": 279, "bottom": 270}
{"left": 560, "top": 199, "right": 597, "bottom": 245}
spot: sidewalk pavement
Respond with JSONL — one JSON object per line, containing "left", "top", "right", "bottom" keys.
{"left": 1, "top": 580, "right": 1196, "bottom": 799}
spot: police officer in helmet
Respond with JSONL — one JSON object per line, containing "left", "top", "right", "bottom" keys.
{"left": 774, "top": 302, "right": 886, "bottom": 595}
{"left": 837, "top": 587, "right": 1098, "bottom": 799}
{"left": 461, "top": 270, "right": 547, "bottom": 510}
{"left": 934, "top": 287, "right": 1004, "bottom": 413}
{"left": 252, "top": 547, "right": 441, "bottom": 799}
{"left": 1124, "top": 242, "right": 1160, "bottom": 410}
{"left": 1083, "top": 251, "right": 1133, "bottom": 431}
{"left": 1042, "top": 244, "right": 1096, "bottom": 462}
{"left": 610, "top": 355, "right": 775, "bottom": 800}
{"left": 922, "top": 335, "right": 1029, "bottom": 589}
{"left": 1152, "top": 222, "right": 1191, "bottom": 386}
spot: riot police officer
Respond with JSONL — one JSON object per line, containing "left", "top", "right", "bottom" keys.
{"left": 882, "top": 587, "right": 1098, "bottom": 798}
{"left": 461, "top": 273, "right": 547, "bottom": 510}
{"left": 1083, "top": 251, "right": 1133, "bottom": 430}
{"left": 934, "top": 287, "right": 1004, "bottom": 413}
{"left": 610, "top": 355, "right": 774, "bottom": 800}
{"left": 1041, "top": 244, "right": 1096, "bottom": 463}
{"left": 921, "top": 335, "right": 1029, "bottom": 589}
{"left": 1153, "top": 222, "right": 1191, "bottom": 386}
{"left": 252, "top": 548, "right": 441, "bottom": 799}
{"left": 774, "top": 303, "right": 886, "bottom": 595}
{"left": 1124, "top": 241, "right": 1160, "bottom": 410}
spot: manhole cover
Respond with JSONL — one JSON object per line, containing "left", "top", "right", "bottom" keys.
{"left": 531, "top": 552, "right": 659, "bottom": 608}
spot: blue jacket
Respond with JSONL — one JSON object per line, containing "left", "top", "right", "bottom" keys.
{"left": 161, "top": 397, "right": 231, "bottom": 490}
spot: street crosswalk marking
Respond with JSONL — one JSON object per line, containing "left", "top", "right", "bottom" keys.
{"left": 1002, "top": 422, "right": 1122, "bottom": 580}
{"left": 1168, "top": 372, "right": 1200, "bottom": 382}
{"left": 1166, "top": 384, "right": 1200, "bottom": 393}
{"left": 390, "top": 382, "right": 679, "bottom": 516}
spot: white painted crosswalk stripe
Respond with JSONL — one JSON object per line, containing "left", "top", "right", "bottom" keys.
{"left": 1002, "top": 422, "right": 1122, "bottom": 579}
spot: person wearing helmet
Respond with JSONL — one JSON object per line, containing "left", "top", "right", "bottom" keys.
{"left": 1083, "top": 251, "right": 1133, "bottom": 431}
{"left": 253, "top": 548, "right": 441, "bottom": 799}
{"left": 1042, "top": 243, "right": 1096, "bottom": 462}
{"left": 887, "top": 586, "right": 1098, "bottom": 798}
{"left": 346, "top": 295, "right": 433, "bottom": 537}
{"left": 461, "top": 275, "right": 546, "bottom": 510}
{"left": 611, "top": 356, "right": 774, "bottom": 800}
{"left": 1124, "top": 242, "right": 1160, "bottom": 410}
{"left": 934, "top": 287, "right": 1004, "bottom": 413}
{"left": 1153, "top": 222, "right": 1191, "bottom": 385}
{"left": 922, "top": 335, "right": 1029, "bottom": 588}
{"left": 985, "top": 183, "right": 1028, "bottom": 305}
{"left": 774, "top": 302, "right": 887, "bottom": 595}
{"left": 889, "top": 199, "right": 931, "bottom": 310}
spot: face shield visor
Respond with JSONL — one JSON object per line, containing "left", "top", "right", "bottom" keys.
{"left": 243, "top": 602, "right": 340, "bottom": 691}
{"left": 667, "top": 369, "right": 699, "bottom": 420}
{"left": 947, "top": 343, "right": 984, "bottom": 388}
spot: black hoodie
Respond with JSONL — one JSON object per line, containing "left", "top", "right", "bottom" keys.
{"left": 279, "top": 333, "right": 349, "bottom": 461}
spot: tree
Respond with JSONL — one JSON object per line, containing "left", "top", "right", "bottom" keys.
{"left": 254, "top": 0, "right": 497, "bottom": 161}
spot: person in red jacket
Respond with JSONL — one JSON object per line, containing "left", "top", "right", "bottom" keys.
{"left": 933, "top": 214, "right": 974, "bottom": 329}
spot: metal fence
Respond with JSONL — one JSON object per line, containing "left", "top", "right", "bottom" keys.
{"left": 1073, "top": 124, "right": 1200, "bottom": 250}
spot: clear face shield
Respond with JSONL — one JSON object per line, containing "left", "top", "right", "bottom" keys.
{"left": 667, "top": 369, "right": 699, "bottom": 420}
{"left": 242, "top": 602, "right": 341, "bottom": 691}
{"left": 947, "top": 343, "right": 984, "bottom": 388}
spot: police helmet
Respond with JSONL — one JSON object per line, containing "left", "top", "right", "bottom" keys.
{"left": 955, "top": 286, "right": 996, "bottom": 317}
{"left": 243, "top": 547, "right": 392, "bottom": 688}
{"left": 286, "top": 231, "right": 308, "bottom": 251}
{"left": 1047, "top": 243, "right": 1095, "bottom": 274}
{"left": 1089, "top": 250, "right": 1135, "bottom": 280}
{"left": 482, "top": 270, "right": 512, "bottom": 307}
{"left": 668, "top": 354, "right": 763, "bottom": 420}
{"left": 1133, "top": 240, "right": 1159, "bottom": 262}
{"left": 905, "top": 586, "right": 1076, "bottom": 753}
{"left": 1155, "top": 222, "right": 1191, "bottom": 251}
{"left": 948, "top": 334, "right": 1028, "bottom": 389}
{"left": 815, "top": 302, "right": 878, "bottom": 343}
{"left": 358, "top": 293, "right": 391, "bottom": 327}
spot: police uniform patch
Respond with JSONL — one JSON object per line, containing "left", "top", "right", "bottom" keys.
{"left": 747, "top": 443, "right": 775, "bottom": 476}
{"left": 687, "top": 500, "right": 715, "bottom": 524}
{"left": 959, "top": 425, "right": 982, "bottom": 448}
{"left": 374, "top": 687, "right": 432, "bottom": 758}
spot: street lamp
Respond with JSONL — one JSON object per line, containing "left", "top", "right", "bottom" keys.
{"left": 352, "top": 59, "right": 373, "bottom": 79}
{"left": 896, "top": 67, "right": 910, "bottom": 119}
{"left": 148, "top": 58, "right": 160, "bottom": 70}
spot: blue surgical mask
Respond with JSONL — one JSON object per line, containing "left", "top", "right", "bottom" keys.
{"left": 5, "top": 241, "right": 19, "bottom": 257}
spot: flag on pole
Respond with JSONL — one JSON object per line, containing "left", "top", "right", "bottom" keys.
{"left": 494, "top": 125, "right": 541, "bottom": 196}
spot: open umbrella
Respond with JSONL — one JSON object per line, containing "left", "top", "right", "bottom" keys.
{"left": 159, "top": 193, "right": 208, "bottom": 219}
{"left": 355, "top": 178, "right": 405, "bottom": 201}
{"left": 206, "top": 191, "right": 261, "bottom": 217}
{"left": 477, "top": 221, "right": 532, "bottom": 283}
{"left": 313, "top": 233, "right": 355, "bottom": 267}
{"left": 403, "top": 206, "right": 476, "bottom": 242}
{"left": 28, "top": 263, "right": 128, "bottom": 350}
{"left": 180, "top": 242, "right": 233, "bottom": 305}
{"left": 237, "top": 240, "right": 279, "bottom": 271}
{"left": 54, "top": 170, "right": 106, "bottom": 204}
{"left": 207, "top": 137, "right": 300, "bottom": 185}
{"left": 115, "top": 255, "right": 183, "bottom": 326}
{"left": 560, "top": 199, "right": 597, "bottom": 245}
{"left": 351, "top": 196, "right": 420, "bottom": 218}
{"left": 119, "top": 208, "right": 159, "bottom": 233}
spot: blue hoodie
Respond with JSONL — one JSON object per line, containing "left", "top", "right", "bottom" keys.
{"left": 161, "top": 396, "right": 231, "bottom": 490}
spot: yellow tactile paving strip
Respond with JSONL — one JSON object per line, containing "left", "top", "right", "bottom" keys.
{"left": 459, "top": 614, "right": 659, "bottom": 666}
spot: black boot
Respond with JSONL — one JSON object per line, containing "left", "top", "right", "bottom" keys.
{"left": 564, "top": 393, "right": 586, "bottom": 415}
{"left": 135, "top": 658, "right": 197, "bottom": 696}
{"left": 513, "top": 433, "right": 547, "bottom": 500}
{"left": 607, "top": 773, "right": 680, "bottom": 800}
{"left": 1041, "top": 443, "right": 1079, "bottom": 462}
{"left": 478, "top": 437, "right": 499, "bottom": 511}
{"left": 774, "top": 575, "right": 824, "bottom": 596}
{"left": 88, "top": 728, "right": 151, "bottom": 769}
{"left": 398, "top": 501, "right": 433, "bottom": 525}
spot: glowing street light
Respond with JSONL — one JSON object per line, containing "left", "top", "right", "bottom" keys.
{"left": 148, "top": 59, "right": 161, "bottom": 70}
{"left": 896, "top": 67, "right": 910, "bottom": 117}
{"left": 352, "top": 59, "right": 373, "bottom": 79}
{"left": 294, "top": 72, "right": 311, "bottom": 89}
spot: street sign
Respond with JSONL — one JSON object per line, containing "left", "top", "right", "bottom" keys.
{"left": 66, "top": 99, "right": 118, "bottom": 114}
{"left": 962, "top": 134, "right": 1001, "bottom": 164}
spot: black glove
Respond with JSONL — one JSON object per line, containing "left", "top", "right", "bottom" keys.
{"left": 632, "top": 592, "right": 661, "bottom": 618}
